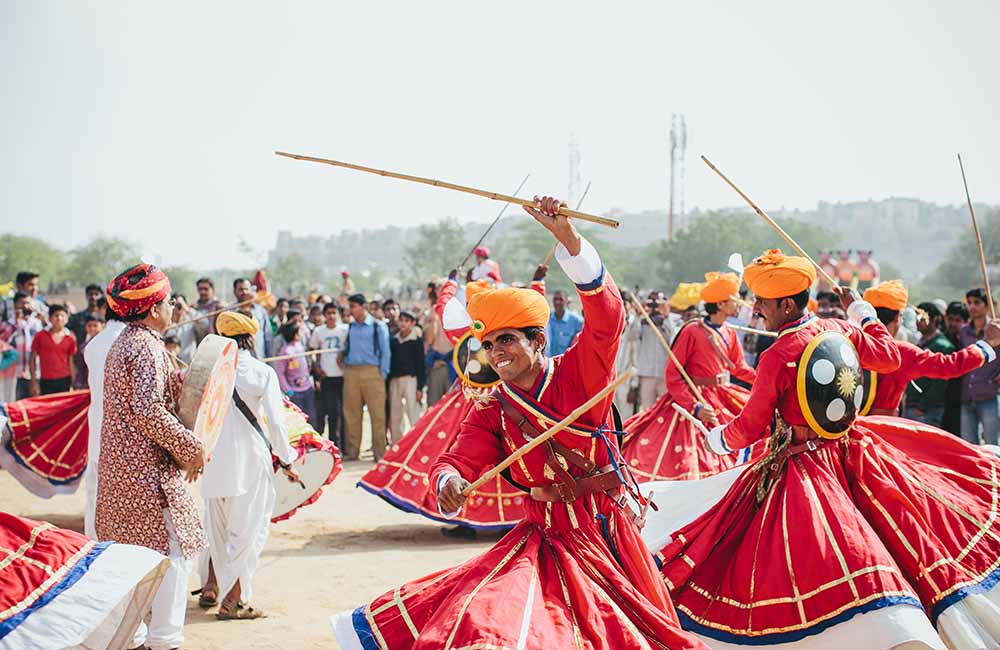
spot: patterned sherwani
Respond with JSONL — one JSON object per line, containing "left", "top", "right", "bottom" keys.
{"left": 95, "top": 323, "right": 206, "bottom": 559}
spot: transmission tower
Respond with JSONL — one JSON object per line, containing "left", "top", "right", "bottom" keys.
{"left": 668, "top": 114, "right": 687, "bottom": 240}
{"left": 568, "top": 134, "right": 582, "bottom": 207}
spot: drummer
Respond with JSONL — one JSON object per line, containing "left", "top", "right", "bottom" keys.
{"left": 96, "top": 263, "right": 207, "bottom": 650}
{"left": 198, "top": 311, "right": 299, "bottom": 620}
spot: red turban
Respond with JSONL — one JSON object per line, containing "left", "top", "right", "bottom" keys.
{"left": 473, "top": 246, "right": 490, "bottom": 258}
{"left": 106, "top": 263, "right": 171, "bottom": 318}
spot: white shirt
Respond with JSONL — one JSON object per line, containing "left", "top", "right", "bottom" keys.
{"left": 202, "top": 349, "right": 296, "bottom": 499}
{"left": 308, "top": 323, "right": 349, "bottom": 378}
{"left": 84, "top": 320, "right": 126, "bottom": 466}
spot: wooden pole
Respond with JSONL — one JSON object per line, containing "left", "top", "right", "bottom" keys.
{"left": 458, "top": 174, "right": 531, "bottom": 270}
{"left": 728, "top": 323, "right": 777, "bottom": 338}
{"left": 542, "top": 181, "right": 592, "bottom": 266}
{"left": 275, "top": 151, "right": 619, "bottom": 229}
{"left": 462, "top": 368, "right": 635, "bottom": 495}
{"left": 701, "top": 156, "right": 838, "bottom": 288}
{"left": 167, "top": 296, "right": 258, "bottom": 331}
{"left": 259, "top": 348, "right": 335, "bottom": 364}
{"left": 627, "top": 292, "right": 707, "bottom": 404}
{"left": 958, "top": 154, "right": 995, "bottom": 319}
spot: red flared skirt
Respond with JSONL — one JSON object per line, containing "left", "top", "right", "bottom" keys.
{"left": 358, "top": 386, "right": 527, "bottom": 530}
{"left": 656, "top": 417, "right": 1000, "bottom": 645}
{"left": 1, "top": 391, "right": 90, "bottom": 487}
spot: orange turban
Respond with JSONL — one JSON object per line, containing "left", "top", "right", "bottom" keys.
{"left": 700, "top": 272, "right": 741, "bottom": 304}
{"left": 863, "top": 279, "right": 908, "bottom": 311}
{"left": 216, "top": 311, "right": 259, "bottom": 337}
{"left": 743, "top": 249, "right": 816, "bottom": 299}
{"left": 465, "top": 282, "right": 550, "bottom": 340}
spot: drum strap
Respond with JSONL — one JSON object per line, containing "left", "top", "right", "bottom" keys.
{"left": 232, "top": 389, "right": 293, "bottom": 471}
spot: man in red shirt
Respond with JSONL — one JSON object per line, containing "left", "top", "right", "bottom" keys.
{"left": 29, "top": 304, "right": 77, "bottom": 395}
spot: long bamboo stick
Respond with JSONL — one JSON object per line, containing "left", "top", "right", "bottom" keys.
{"left": 462, "top": 368, "right": 635, "bottom": 496}
{"left": 542, "top": 181, "right": 592, "bottom": 266}
{"left": 167, "top": 296, "right": 260, "bottom": 331}
{"left": 728, "top": 323, "right": 777, "bottom": 338}
{"left": 627, "top": 292, "right": 707, "bottom": 404}
{"left": 259, "top": 348, "right": 335, "bottom": 364}
{"left": 701, "top": 156, "right": 838, "bottom": 288}
{"left": 458, "top": 174, "right": 531, "bottom": 270}
{"left": 958, "top": 154, "right": 995, "bottom": 319}
{"left": 275, "top": 151, "right": 619, "bottom": 229}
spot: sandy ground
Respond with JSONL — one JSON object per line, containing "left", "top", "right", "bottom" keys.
{"left": 5, "top": 427, "right": 506, "bottom": 649}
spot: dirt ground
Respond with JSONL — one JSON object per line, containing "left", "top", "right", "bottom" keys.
{"left": 6, "top": 429, "right": 506, "bottom": 649}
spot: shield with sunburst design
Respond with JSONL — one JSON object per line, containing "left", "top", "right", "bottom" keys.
{"left": 795, "top": 330, "right": 864, "bottom": 439}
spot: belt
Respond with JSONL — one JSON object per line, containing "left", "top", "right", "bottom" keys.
{"left": 778, "top": 437, "right": 834, "bottom": 462}
{"left": 789, "top": 424, "right": 818, "bottom": 444}
{"left": 868, "top": 408, "right": 896, "bottom": 416}
{"left": 529, "top": 469, "right": 623, "bottom": 503}
{"left": 692, "top": 372, "right": 730, "bottom": 387}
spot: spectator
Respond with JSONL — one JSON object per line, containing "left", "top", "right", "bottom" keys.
{"left": 368, "top": 300, "right": 385, "bottom": 321}
{"left": 903, "top": 303, "right": 954, "bottom": 428}
{"left": 941, "top": 301, "right": 970, "bottom": 436}
{"left": 30, "top": 304, "right": 76, "bottom": 395}
{"left": 7, "top": 292, "right": 43, "bottom": 399}
{"left": 382, "top": 299, "right": 400, "bottom": 336}
{"left": 2, "top": 271, "right": 48, "bottom": 323}
{"left": 307, "top": 304, "right": 324, "bottom": 333}
{"left": 546, "top": 291, "right": 584, "bottom": 356}
{"left": 424, "top": 296, "right": 454, "bottom": 407}
{"left": 163, "top": 335, "right": 183, "bottom": 368}
{"left": 628, "top": 294, "right": 673, "bottom": 411}
{"left": 193, "top": 277, "right": 221, "bottom": 343}
{"left": 273, "top": 308, "right": 306, "bottom": 352}
{"left": 958, "top": 288, "right": 1000, "bottom": 444}
{"left": 73, "top": 314, "right": 104, "bottom": 389}
{"left": 270, "top": 298, "right": 290, "bottom": 335}
{"left": 170, "top": 293, "right": 198, "bottom": 363}
{"left": 68, "top": 284, "right": 104, "bottom": 344}
{"left": 388, "top": 311, "right": 425, "bottom": 443}
{"left": 341, "top": 293, "right": 390, "bottom": 461}
{"left": 309, "top": 303, "right": 349, "bottom": 446}
{"left": 233, "top": 278, "right": 273, "bottom": 358}
{"left": 274, "top": 322, "right": 316, "bottom": 418}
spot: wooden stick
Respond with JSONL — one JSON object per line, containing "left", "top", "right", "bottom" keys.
{"left": 627, "top": 292, "right": 707, "bottom": 404}
{"left": 458, "top": 174, "right": 531, "bottom": 270}
{"left": 728, "top": 323, "right": 777, "bottom": 338}
{"left": 542, "top": 181, "right": 592, "bottom": 266}
{"left": 701, "top": 156, "right": 838, "bottom": 288}
{"left": 259, "top": 348, "right": 335, "bottom": 363}
{"left": 958, "top": 154, "right": 995, "bottom": 319}
{"left": 462, "top": 367, "right": 635, "bottom": 495}
{"left": 275, "top": 151, "right": 619, "bottom": 229}
{"left": 167, "top": 297, "right": 258, "bottom": 331}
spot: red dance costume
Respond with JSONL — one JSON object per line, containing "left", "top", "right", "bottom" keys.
{"left": 622, "top": 319, "right": 758, "bottom": 481}
{"left": 334, "top": 239, "right": 705, "bottom": 650}
{"left": 658, "top": 312, "right": 1000, "bottom": 649}
{"left": 358, "top": 276, "right": 539, "bottom": 530}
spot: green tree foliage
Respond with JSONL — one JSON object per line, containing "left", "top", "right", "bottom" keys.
{"left": 403, "top": 217, "right": 468, "bottom": 280}
{"left": 269, "top": 252, "right": 323, "bottom": 296}
{"left": 915, "top": 207, "right": 1000, "bottom": 302}
{"left": 161, "top": 266, "right": 200, "bottom": 300}
{"left": 63, "top": 237, "right": 142, "bottom": 287}
{"left": 0, "top": 235, "right": 67, "bottom": 287}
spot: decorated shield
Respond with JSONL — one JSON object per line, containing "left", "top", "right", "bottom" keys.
{"left": 178, "top": 334, "right": 238, "bottom": 452}
{"left": 858, "top": 368, "right": 878, "bottom": 416}
{"left": 795, "top": 330, "right": 864, "bottom": 439}
{"left": 452, "top": 331, "right": 500, "bottom": 389}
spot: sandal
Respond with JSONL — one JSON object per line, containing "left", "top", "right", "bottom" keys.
{"left": 216, "top": 603, "right": 266, "bottom": 620}
{"left": 192, "top": 587, "right": 218, "bottom": 608}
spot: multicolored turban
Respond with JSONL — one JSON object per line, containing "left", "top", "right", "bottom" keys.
{"left": 700, "top": 272, "right": 741, "bottom": 304}
{"left": 105, "top": 264, "right": 171, "bottom": 318}
{"left": 863, "top": 279, "right": 908, "bottom": 311}
{"left": 216, "top": 311, "right": 259, "bottom": 337}
{"left": 465, "top": 281, "right": 550, "bottom": 341}
{"left": 743, "top": 249, "right": 816, "bottom": 299}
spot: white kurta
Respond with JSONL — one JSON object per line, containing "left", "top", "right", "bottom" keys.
{"left": 201, "top": 349, "right": 295, "bottom": 602}
{"left": 83, "top": 320, "right": 126, "bottom": 540}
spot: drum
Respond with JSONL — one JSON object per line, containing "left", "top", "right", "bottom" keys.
{"left": 178, "top": 334, "right": 238, "bottom": 453}
{"left": 271, "top": 433, "right": 342, "bottom": 523}
{"left": 452, "top": 331, "right": 500, "bottom": 389}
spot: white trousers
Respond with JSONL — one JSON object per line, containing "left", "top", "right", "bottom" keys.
{"left": 84, "top": 460, "right": 98, "bottom": 540}
{"left": 132, "top": 510, "right": 191, "bottom": 650}
{"left": 638, "top": 376, "right": 666, "bottom": 411}
{"left": 202, "top": 471, "right": 275, "bottom": 604}
{"left": 388, "top": 375, "right": 420, "bottom": 444}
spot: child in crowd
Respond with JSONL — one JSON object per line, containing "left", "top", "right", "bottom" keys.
{"left": 29, "top": 304, "right": 76, "bottom": 395}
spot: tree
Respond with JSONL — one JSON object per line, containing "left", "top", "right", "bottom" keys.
{"left": 161, "top": 266, "right": 200, "bottom": 300}
{"left": 0, "top": 235, "right": 67, "bottom": 289}
{"left": 269, "top": 252, "right": 323, "bottom": 296}
{"left": 402, "top": 217, "right": 468, "bottom": 281}
{"left": 63, "top": 237, "right": 142, "bottom": 287}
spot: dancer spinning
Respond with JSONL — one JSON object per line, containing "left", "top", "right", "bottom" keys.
{"left": 333, "top": 197, "right": 705, "bottom": 650}
{"left": 622, "top": 272, "right": 758, "bottom": 481}
{"left": 658, "top": 249, "right": 1000, "bottom": 649}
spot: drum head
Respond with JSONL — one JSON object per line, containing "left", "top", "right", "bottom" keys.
{"left": 272, "top": 449, "right": 336, "bottom": 520}
{"left": 452, "top": 331, "right": 500, "bottom": 389}
{"left": 178, "top": 334, "right": 238, "bottom": 452}
{"left": 795, "top": 330, "right": 863, "bottom": 440}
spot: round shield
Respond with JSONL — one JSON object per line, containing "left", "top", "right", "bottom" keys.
{"left": 795, "top": 330, "right": 863, "bottom": 440}
{"left": 178, "top": 334, "right": 238, "bottom": 452}
{"left": 452, "top": 331, "right": 500, "bottom": 389}
{"left": 858, "top": 368, "right": 878, "bottom": 416}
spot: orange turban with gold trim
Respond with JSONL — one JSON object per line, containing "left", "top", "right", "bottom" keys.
{"left": 465, "top": 282, "right": 550, "bottom": 340}
{"left": 863, "top": 279, "right": 908, "bottom": 311}
{"left": 700, "top": 272, "right": 741, "bottom": 303}
{"left": 743, "top": 249, "right": 816, "bottom": 299}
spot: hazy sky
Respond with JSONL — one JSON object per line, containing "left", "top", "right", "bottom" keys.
{"left": 3, "top": 1, "right": 998, "bottom": 268}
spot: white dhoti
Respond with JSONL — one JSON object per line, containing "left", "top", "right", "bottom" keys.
{"left": 131, "top": 510, "right": 191, "bottom": 650}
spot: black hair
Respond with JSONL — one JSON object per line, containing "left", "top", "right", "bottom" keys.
{"left": 520, "top": 326, "right": 545, "bottom": 342}
{"left": 83, "top": 313, "right": 104, "bottom": 324}
{"left": 15, "top": 272, "right": 38, "bottom": 286}
{"left": 171, "top": 292, "right": 186, "bottom": 303}
{"left": 816, "top": 291, "right": 838, "bottom": 304}
{"left": 947, "top": 301, "right": 969, "bottom": 320}
{"left": 309, "top": 304, "right": 322, "bottom": 314}
{"left": 966, "top": 288, "right": 987, "bottom": 302}
{"left": 773, "top": 289, "right": 811, "bottom": 310}
{"left": 875, "top": 307, "right": 899, "bottom": 326}
{"left": 196, "top": 277, "right": 214, "bottom": 289}
{"left": 233, "top": 277, "right": 251, "bottom": 291}
{"left": 101, "top": 297, "right": 122, "bottom": 322}
{"left": 348, "top": 293, "right": 367, "bottom": 306}
{"left": 122, "top": 310, "right": 150, "bottom": 322}
{"left": 917, "top": 302, "right": 942, "bottom": 320}
{"left": 382, "top": 299, "right": 397, "bottom": 308}
{"left": 163, "top": 335, "right": 181, "bottom": 346}
{"left": 704, "top": 303, "right": 719, "bottom": 315}
{"left": 13, "top": 291, "right": 28, "bottom": 303}
{"left": 85, "top": 284, "right": 103, "bottom": 294}
{"left": 322, "top": 302, "right": 338, "bottom": 314}
{"left": 48, "top": 303, "right": 68, "bottom": 317}
{"left": 399, "top": 311, "right": 416, "bottom": 322}
{"left": 232, "top": 333, "right": 254, "bottom": 351}
{"left": 280, "top": 322, "right": 300, "bottom": 342}
{"left": 276, "top": 298, "right": 289, "bottom": 307}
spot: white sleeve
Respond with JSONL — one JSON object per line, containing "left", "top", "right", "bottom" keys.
{"left": 554, "top": 236, "right": 603, "bottom": 286}
{"left": 262, "top": 368, "right": 296, "bottom": 465}
{"left": 847, "top": 300, "right": 877, "bottom": 326}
